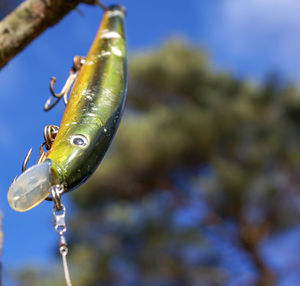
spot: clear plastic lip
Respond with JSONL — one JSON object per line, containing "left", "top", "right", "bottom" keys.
{"left": 7, "top": 161, "right": 53, "bottom": 212}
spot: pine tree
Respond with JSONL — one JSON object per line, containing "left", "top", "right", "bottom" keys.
{"left": 15, "top": 41, "right": 300, "bottom": 286}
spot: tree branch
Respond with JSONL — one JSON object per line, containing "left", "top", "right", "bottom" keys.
{"left": 0, "top": 0, "right": 98, "bottom": 70}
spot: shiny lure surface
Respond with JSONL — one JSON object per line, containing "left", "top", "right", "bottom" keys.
{"left": 7, "top": 5, "right": 127, "bottom": 212}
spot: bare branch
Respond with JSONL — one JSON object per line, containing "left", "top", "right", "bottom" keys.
{"left": 0, "top": 0, "right": 98, "bottom": 70}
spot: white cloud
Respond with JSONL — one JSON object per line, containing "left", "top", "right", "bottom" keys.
{"left": 223, "top": 0, "right": 300, "bottom": 27}
{"left": 204, "top": 0, "right": 300, "bottom": 81}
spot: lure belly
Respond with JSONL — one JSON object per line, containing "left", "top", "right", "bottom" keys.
{"left": 8, "top": 5, "right": 127, "bottom": 212}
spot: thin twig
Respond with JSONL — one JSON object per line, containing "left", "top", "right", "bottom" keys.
{"left": 96, "top": 1, "right": 108, "bottom": 11}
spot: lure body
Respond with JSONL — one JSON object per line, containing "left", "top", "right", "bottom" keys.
{"left": 8, "top": 5, "right": 127, "bottom": 211}
{"left": 48, "top": 5, "right": 127, "bottom": 190}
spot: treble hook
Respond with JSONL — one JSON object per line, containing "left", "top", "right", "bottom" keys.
{"left": 21, "top": 125, "right": 59, "bottom": 173}
{"left": 44, "top": 56, "right": 85, "bottom": 111}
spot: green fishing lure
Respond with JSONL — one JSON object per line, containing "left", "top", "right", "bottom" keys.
{"left": 8, "top": 4, "right": 127, "bottom": 212}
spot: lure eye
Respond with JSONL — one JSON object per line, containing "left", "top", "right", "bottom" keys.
{"left": 69, "top": 135, "right": 88, "bottom": 147}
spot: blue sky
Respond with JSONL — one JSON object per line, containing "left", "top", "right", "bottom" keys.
{"left": 1, "top": 0, "right": 300, "bottom": 285}
{"left": 198, "top": 0, "right": 300, "bottom": 81}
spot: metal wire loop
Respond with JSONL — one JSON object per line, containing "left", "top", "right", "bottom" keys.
{"left": 60, "top": 246, "right": 68, "bottom": 256}
{"left": 50, "top": 185, "right": 64, "bottom": 211}
{"left": 51, "top": 200, "right": 73, "bottom": 286}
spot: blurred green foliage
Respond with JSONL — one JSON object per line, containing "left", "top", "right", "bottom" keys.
{"left": 14, "top": 41, "right": 300, "bottom": 286}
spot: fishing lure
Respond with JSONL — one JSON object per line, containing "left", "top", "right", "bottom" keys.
{"left": 7, "top": 4, "right": 127, "bottom": 212}
{"left": 7, "top": 3, "right": 127, "bottom": 285}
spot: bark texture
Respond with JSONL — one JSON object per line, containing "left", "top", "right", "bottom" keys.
{"left": 0, "top": 0, "right": 98, "bottom": 69}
